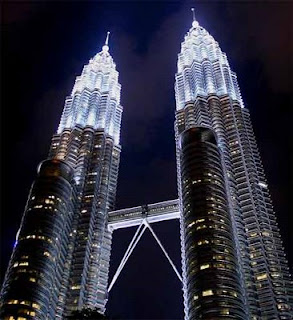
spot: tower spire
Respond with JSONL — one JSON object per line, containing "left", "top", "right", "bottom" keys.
{"left": 191, "top": 7, "right": 195, "bottom": 21}
{"left": 105, "top": 31, "right": 110, "bottom": 46}
{"left": 102, "top": 31, "right": 110, "bottom": 52}
{"left": 191, "top": 8, "right": 199, "bottom": 28}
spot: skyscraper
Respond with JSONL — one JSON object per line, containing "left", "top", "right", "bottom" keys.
{"left": 178, "top": 127, "right": 246, "bottom": 319}
{"left": 175, "top": 11, "right": 293, "bottom": 319}
{"left": 0, "top": 34, "right": 122, "bottom": 319}
{"left": 1, "top": 9, "right": 292, "bottom": 320}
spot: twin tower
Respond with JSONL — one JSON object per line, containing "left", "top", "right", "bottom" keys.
{"left": 1, "top": 14, "right": 293, "bottom": 320}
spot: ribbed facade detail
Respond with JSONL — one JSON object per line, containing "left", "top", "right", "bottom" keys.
{"left": 48, "top": 127, "right": 120, "bottom": 316}
{"left": 0, "top": 160, "right": 76, "bottom": 319}
{"left": 49, "top": 42, "right": 122, "bottom": 316}
{"left": 175, "top": 21, "right": 243, "bottom": 111}
{"left": 175, "top": 18, "right": 293, "bottom": 320}
{"left": 57, "top": 44, "right": 122, "bottom": 145}
{"left": 179, "top": 127, "right": 246, "bottom": 319}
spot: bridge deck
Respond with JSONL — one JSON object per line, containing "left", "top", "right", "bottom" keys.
{"left": 108, "top": 199, "right": 180, "bottom": 230}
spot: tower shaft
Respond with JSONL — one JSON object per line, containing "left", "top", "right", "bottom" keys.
{"left": 0, "top": 40, "right": 123, "bottom": 319}
{"left": 178, "top": 127, "right": 246, "bottom": 319}
{"left": 175, "top": 16, "right": 293, "bottom": 320}
{"left": 0, "top": 160, "right": 76, "bottom": 319}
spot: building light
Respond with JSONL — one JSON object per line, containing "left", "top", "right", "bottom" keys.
{"left": 196, "top": 225, "right": 207, "bottom": 230}
{"left": 200, "top": 264, "right": 210, "bottom": 270}
{"left": 187, "top": 221, "right": 195, "bottom": 228}
{"left": 221, "top": 309, "right": 230, "bottom": 315}
{"left": 32, "top": 303, "right": 40, "bottom": 310}
{"left": 249, "top": 232, "right": 258, "bottom": 238}
{"left": 202, "top": 289, "right": 213, "bottom": 296}
{"left": 258, "top": 182, "right": 267, "bottom": 188}
{"left": 19, "top": 262, "right": 29, "bottom": 266}
{"left": 71, "top": 285, "right": 81, "bottom": 290}
{"left": 7, "top": 300, "right": 18, "bottom": 304}
{"left": 271, "top": 273, "right": 280, "bottom": 278}
{"left": 262, "top": 231, "right": 271, "bottom": 237}
{"left": 198, "top": 240, "right": 209, "bottom": 246}
{"left": 277, "top": 303, "right": 289, "bottom": 311}
{"left": 256, "top": 273, "right": 267, "bottom": 281}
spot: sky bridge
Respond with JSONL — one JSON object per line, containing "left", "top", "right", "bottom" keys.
{"left": 108, "top": 199, "right": 180, "bottom": 231}
{"left": 107, "top": 199, "right": 182, "bottom": 293}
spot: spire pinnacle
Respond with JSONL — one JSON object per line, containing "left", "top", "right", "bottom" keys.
{"left": 102, "top": 31, "right": 110, "bottom": 53}
{"left": 191, "top": 8, "right": 199, "bottom": 28}
{"left": 191, "top": 8, "right": 195, "bottom": 21}
{"left": 105, "top": 31, "right": 110, "bottom": 46}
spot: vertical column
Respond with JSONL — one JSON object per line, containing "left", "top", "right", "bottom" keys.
{"left": 178, "top": 127, "right": 246, "bottom": 320}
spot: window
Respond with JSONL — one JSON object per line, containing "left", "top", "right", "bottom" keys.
{"left": 256, "top": 273, "right": 267, "bottom": 281}
{"left": 44, "top": 251, "right": 51, "bottom": 258}
{"left": 221, "top": 309, "right": 229, "bottom": 315}
{"left": 7, "top": 300, "right": 18, "bottom": 304}
{"left": 19, "top": 262, "right": 29, "bottom": 266}
{"left": 198, "top": 240, "right": 209, "bottom": 246}
{"left": 32, "top": 303, "right": 40, "bottom": 310}
{"left": 200, "top": 264, "right": 210, "bottom": 270}
{"left": 71, "top": 285, "right": 81, "bottom": 290}
{"left": 202, "top": 289, "right": 213, "bottom": 297}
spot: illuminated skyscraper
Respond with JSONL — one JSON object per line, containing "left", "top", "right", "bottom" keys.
{"left": 175, "top": 10, "right": 293, "bottom": 319}
{"left": 1, "top": 11, "right": 293, "bottom": 320}
{"left": 0, "top": 33, "right": 122, "bottom": 319}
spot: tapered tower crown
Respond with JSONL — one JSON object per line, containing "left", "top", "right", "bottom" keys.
{"left": 175, "top": 12, "right": 243, "bottom": 110}
{"left": 57, "top": 32, "right": 122, "bottom": 144}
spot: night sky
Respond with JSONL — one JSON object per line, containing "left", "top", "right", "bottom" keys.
{"left": 1, "top": 1, "right": 292, "bottom": 319}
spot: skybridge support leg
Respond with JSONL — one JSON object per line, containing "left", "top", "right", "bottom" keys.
{"left": 108, "top": 222, "right": 147, "bottom": 293}
{"left": 144, "top": 220, "right": 183, "bottom": 282}
{"left": 107, "top": 219, "right": 182, "bottom": 294}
